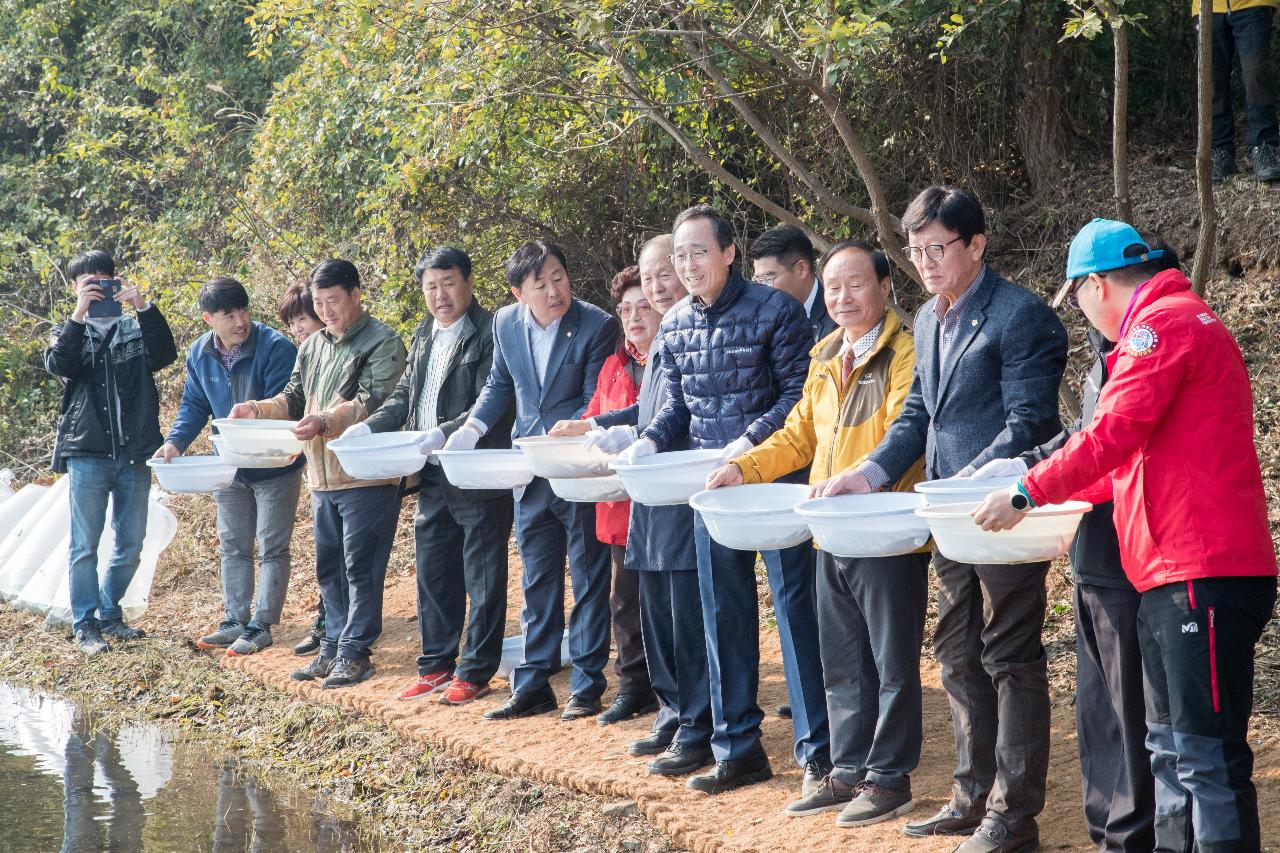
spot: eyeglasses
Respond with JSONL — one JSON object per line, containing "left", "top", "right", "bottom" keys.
{"left": 617, "top": 301, "right": 654, "bottom": 320}
{"left": 755, "top": 262, "right": 796, "bottom": 286}
{"left": 1064, "top": 275, "right": 1087, "bottom": 310}
{"left": 901, "top": 237, "right": 964, "bottom": 263}
{"left": 669, "top": 249, "right": 710, "bottom": 265}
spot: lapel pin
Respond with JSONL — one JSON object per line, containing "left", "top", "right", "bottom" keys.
{"left": 566, "top": 331, "right": 573, "bottom": 338}
{"left": 970, "top": 319, "right": 978, "bottom": 326}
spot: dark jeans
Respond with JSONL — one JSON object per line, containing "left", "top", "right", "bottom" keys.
{"left": 933, "top": 556, "right": 1051, "bottom": 832}
{"left": 638, "top": 568, "right": 711, "bottom": 748}
{"left": 609, "top": 544, "right": 651, "bottom": 695}
{"left": 1139, "top": 576, "right": 1276, "bottom": 853}
{"left": 817, "top": 551, "right": 929, "bottom": 790}
{"left": 311, "top": 485, "right": 400, "bottom": 661}
{"left": 414, "top": 483, "right": 512, "bottom": 684}
{"left": 66, "top": 456, "right": 151, "bottom": 630}
{"left": 1075, "top": 582, "right": 1155, "bottom": 852}
{"left": 1202, "top": 6, "right": 1279, "bottom": 152}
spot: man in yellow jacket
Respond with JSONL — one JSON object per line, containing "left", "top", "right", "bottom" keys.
{"left": 705, "top": 240, "right": 927, "bottom": 829}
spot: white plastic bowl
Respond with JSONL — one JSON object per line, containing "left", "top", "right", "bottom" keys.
{"left": 794, "top": 492, "right": 931, "bottom": 558}
{"left": 211, "top": 418, "right": 305, "bottom": 456}
{"left": 514, "top": 435, "right": 616, "bottom": 479}
{"left": 146, "top": 456, "right": 237, "bottom": 493}
{"left": 915, "top": 500, "right": 1091, "bottom": 564}
{"left": 611, "top": 449, "right": 723, "bottom": 506}
{"left": 914, "top": 475, "right": 1022, "bottom": 506}
{"left": 435, "top": 449, "right": 535, "bottom": 490}
{"left": 689, "top": 483, "right": 812, "bottom": 551}
{"left": 328, "top": 431, "right": 426, "bottom": 480}
{"left": 548, "top": 474, "right": 629, "bottom": 503}
{"left": 210, "top": 436, "right": 300, "bottom": 469}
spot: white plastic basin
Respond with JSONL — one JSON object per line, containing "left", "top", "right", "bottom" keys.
{"left": 211, "top": 418, "right": 305, "bottom": 456}
{"left": 514, "top": 435, "right": 616, "bottom": 479}
{"left": 146, "top": 456, "right": 237, "bottom": 494}
{"left": 689, "top": 483, "right": 812, "bottom": 551}
{"left": 548, "top": 475, "right": 629, "bottom": 503}
{"left": 328, "top": 431, "right": 426, "bottom": 480}
{"left": 915, "top": 500, "right": 1091, "bottom": 564}
{"left": 611, "top": 449, "right": 723, "bottom": 506}
{"left": 914, "top": 475, "right": 1022, "bottom": 506}
{"left": 794, "top": 492, "right": 931, "bottom": 558}
{"left": 209, "top": 436, "right": 299, "bottom": 469}
{"left": 435, "top": 449, "right": 534, "bottom": 490}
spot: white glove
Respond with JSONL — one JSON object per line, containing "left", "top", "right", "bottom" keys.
{"left": 341, "top": 422, "right": 371, "bottom": 440}
{"left": 584, "top": 425, "right": 636, "bottom": 455}
{"left": 414, "top": 427, "right": 446, "bottom": 455}
{"left": 969, "top": 457, "right": 1029, "bottom": 479}
{"left": 443, "top": 423, "right": 482, "bottom": 451}
{"left": 614, "top": 436, "right": 657, "bottom": 465}
{"left": 718, "top": 435, "right": 754, "bottom": 463}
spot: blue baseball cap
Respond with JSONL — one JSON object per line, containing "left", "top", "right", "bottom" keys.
{"left": 1065, "top": 218, "right": 1164, "bottom": 279}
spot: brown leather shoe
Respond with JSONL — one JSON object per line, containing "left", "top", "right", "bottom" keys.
{"left": 903, "top": 803, "right": 985, "bottom": 837}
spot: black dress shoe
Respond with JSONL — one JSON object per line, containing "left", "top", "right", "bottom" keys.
{"left": 687, "top": 748, "right": 772, "bottom": 794}
{"left": 648, "top": 742, "right": 714, "bottom": 776}
{"left": 597, "top": 692, "right": 659, "bottom": 726}
{"left": 628, "top": 728, "right": 676, "bottom": 756}
{"left": 484, "top": 688, "right": 557, "bottom": 720}
{"left": 903, "top": 803, "right": 986, "bottom": 837}
{"left": 560, "top": 694, "right": 602, "bottom": 721}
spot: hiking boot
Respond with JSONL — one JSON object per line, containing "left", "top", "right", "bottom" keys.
{"left": 74, "top": 623, "right": 109, "bottom": 657}
{"left": 647, "top": 742, "right": 714, "bottom": 777}
{"left": 439, "top": 678, "right": 491, "bottom": 705}
{"left": 293, "top": 615, "right": 324, "bottom": 656}
{"left": 687, "top": 748, "right": 772, "bottom": 794}
{"left": 1251, "top": 142, "right": 1280, "bottom": 182}
{"left": 290, "top": 654, "right": 336, "bottom": 682}
{"left": 398, "top": 669, "right": 454, "bottom": 701}
{"left": 628, "top": 728, "right": 675, "bottom": 757}
{"left": 951, "top": 817, "right": 1039, "bottom": 853}
{"left": 1212, "top": 147, "right": 1237, "bottom": 183}
{"left": 784, "top": 774, "right": 858, "bottom": 817}
{"left": 596, "top": 692, "right": 658, "bottom": 725}
{"left": 226, "top": 623, "right": 272, "bottom": 657}
{"left": 560, "top": 694, "right": 602, "bottom": 720}
{"left": 802, "top": 759, "right": 833, "bottom": 796}
{"left": 322, "top": 656, "right": 374, "bottom": 689}
{"left": 904, "top": 803, "right": 986, "bottom": 838}
{"left": 197, "top": 620, "right": 244, "bottom": 650}
{"left": 484, "top": 688, "right": 557, "bottom": 720}
{"left": 99, "top": 618, "right": 145, "bottom": 641}
{"left": 837, "top": 781, "right": 914, "bottom": 827}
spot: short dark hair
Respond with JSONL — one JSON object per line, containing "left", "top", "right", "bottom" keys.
{"left": 1105, "top": 231, "right": 1180, "bottom": 285}
{"left": 505, "top": 241, "right": 568, "bottom": 289}
{"left": 309, "top": 258, "right": 360, "bottom": 293}
{"left": 609, "top": 265, "right": 642, "bottom": 303}
{"left": 68, "top": 249, "right": 116, "bottom": 281}
{"left": 901, "top": 186, "right": 986, "bottom": 244}
{"left": 672, "top": 204, "right": 734, "bottom": 250}
{"left": 198, "top": 277, "right": 249, "bottom": 315}
{"left": 749, "top": 225, "right": 816, "bottom": 269}
{"left": 414, "top": 246, "right": 472, "bottom": 282}
{"left": 817, "top": 240, "right": 892, "bottom": 282}
{"left": 278, "top": 280, "right": 320, "bottom": 325}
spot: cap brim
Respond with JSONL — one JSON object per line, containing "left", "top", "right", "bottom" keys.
{"left": 1051, "top": 278, "right": 1072, "bottom": 310}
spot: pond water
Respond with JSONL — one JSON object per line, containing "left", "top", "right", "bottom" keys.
{"left": 0, "top": 683, "right": 382, "bottom": 852}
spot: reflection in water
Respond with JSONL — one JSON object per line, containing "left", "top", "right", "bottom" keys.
{"left": 0, "top": 684, "right": 378, "bottom": 852}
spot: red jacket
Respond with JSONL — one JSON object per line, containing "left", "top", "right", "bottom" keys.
{"left": 1025, "top": 270, "right": 1276, "bottom": 592}
{"left": 585, "top": 347, "right": 641, "bottom": 546}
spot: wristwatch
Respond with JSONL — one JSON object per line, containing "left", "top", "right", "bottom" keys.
{"left": 1009, "top": 481, "right": 1036, "bottom": 513}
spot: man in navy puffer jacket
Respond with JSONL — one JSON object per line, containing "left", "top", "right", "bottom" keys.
{"left": 618, "top": 205, "right": 823, "bottom": 794}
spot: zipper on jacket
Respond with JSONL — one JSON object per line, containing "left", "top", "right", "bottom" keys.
{"left": 1208, "top": 605, "right": 1220, "bottom": 713}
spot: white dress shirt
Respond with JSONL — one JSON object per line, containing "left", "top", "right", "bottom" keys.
{"left": 415, "top": 318, "right": 464, "bottom": 431}
{"left": 524, "top": 307, "right": 563, "bottom": 387}
{"left": 803, "top": 278, "right": 821, "bottom": 319}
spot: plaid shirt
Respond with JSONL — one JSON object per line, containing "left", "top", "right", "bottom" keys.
{"left": 212, "top": 336, "right": 244, "bottom": 374}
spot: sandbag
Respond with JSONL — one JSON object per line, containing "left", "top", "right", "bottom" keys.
{"left": 12, "top": 533, "right": 69, "bottom": 616}
{"left": 494, "top": 628, "right": 571, "bottom": 680}
{"left": 0, "top": 483, "right": 49, "bottom": 547}
{"left": 0, "top": 477, "right": 70, "bottom": 601}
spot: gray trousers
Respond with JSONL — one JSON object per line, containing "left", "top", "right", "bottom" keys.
{"left": 817, "top": 550, "right": 929, "bottom": 790}
{"left": 213, "top": 470, "right": 302, "bottom": 626}
{"left": 933, "top": 556, "right": 1051, "bottom": 832}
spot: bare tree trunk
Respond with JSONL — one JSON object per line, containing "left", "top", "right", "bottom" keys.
{"left": 1192, "top": 0, "right": 1216, "bottom": 295}
{"left": 1111, "top": 13, "right": 1132, "bottom": 220}
{"left": 1015, "top": 0, "right": 1071, "bottom": 194}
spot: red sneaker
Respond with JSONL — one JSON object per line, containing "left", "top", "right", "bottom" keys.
{"left": 397, "top": 670, "right": 454, "bottom": 700}
{"left": 439, "top": 677, "right": 492, "bottom": 705}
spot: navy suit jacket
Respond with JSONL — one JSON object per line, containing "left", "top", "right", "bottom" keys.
{"left": 470, "top": 298, "right": 619, "bottom": 439}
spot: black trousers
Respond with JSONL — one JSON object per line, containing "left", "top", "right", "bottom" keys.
{"left": 414, "top": 480, "right": 513, "bottom": 684}
{"left": 638, "top": 568, "right": 712, "bottom": 748}
{"left": 1139, "top": 575, "right": 1276, "bottom": 853}
{"left": 817, "top": 551, "right": 929, "bottom": 790}
{"left": 933, "top": 556, "right": 1051, "bottom": 832}
{"left": 1074, "top": 583, "right": 1155, "bottom": 852}
{"left": 609, "top": 544, "right": 652, "bottom": 695}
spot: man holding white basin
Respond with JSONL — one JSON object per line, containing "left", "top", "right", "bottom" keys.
{"left": 153, "top": 277, "right": 303, "bottom": 658}
{"left": 230, "top": 259, "right": 407, "bottom": 690}
{"left": 972, "top": 219, "right": 1278, "bottom": 853}
{"left": 346, "top": 247, "right": 515, "bottom": 707}
{"left": 614, "top": 205, "right": 827, "bottom": 795}
{"left": 828, "top": 187, "right": 1067, "bottom": 853}
{"left": 705, "top": 240, "right": 928, "bottom": 828}
{"left": 448, "top": 241, "right": 619, "bottom": 721}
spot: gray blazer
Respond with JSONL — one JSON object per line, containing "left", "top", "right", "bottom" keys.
{"left": 867, "top": 267, "right": 1067, "bottom": 481}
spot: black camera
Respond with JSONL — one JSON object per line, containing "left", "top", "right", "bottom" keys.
{"left": 87, "top": 278, "right": 123, "bottom": 319}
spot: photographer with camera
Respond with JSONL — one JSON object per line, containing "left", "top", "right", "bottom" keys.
{"left": 45, "top": 249, "right": 177, "bottom": 656}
